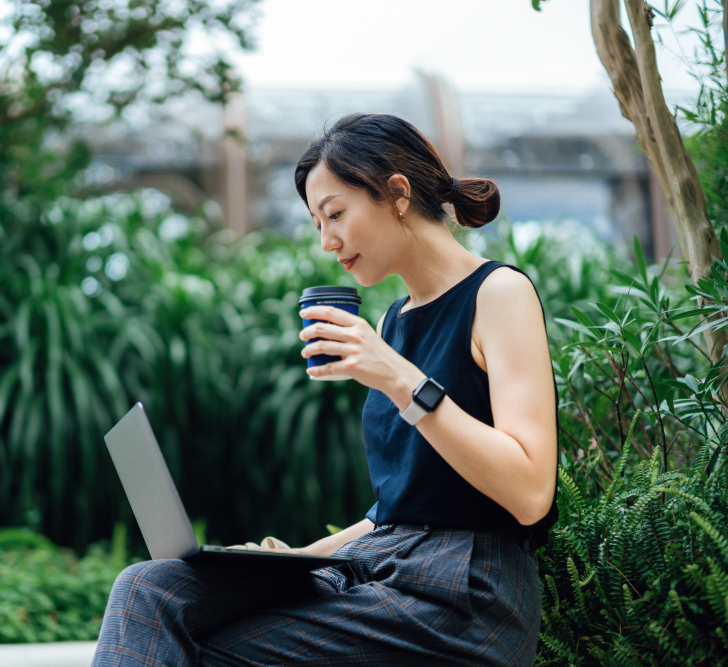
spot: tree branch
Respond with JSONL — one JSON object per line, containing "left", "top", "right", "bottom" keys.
{"left": 622, "top": 0, "right": 722, "bottom": 319}
{"left": 591, "top": 0, "right": 728, "bottom": 404}
{"left": 590, "top": 0, "right": 687, "bottom": 254}
{"left": 724, "top": 1, "right": 727, "bottom": 82}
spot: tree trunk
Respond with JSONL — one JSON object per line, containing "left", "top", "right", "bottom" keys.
{"left": 590, "top": 0, "right": 727, "bottom": 375}
{"left": 724, "top": 1, "right": 727, "bottom": 82}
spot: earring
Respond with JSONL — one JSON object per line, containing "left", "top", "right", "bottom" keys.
{"left": 399, "top": 211, "right": 405, "bottom": 223}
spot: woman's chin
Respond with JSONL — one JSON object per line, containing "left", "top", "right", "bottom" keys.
{"left": 354, "top": 271, "right": 388, "bottom": 288}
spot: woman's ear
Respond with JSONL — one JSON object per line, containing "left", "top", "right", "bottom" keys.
{"left": 387, "top": 173, "right": 411, "bottom": 217}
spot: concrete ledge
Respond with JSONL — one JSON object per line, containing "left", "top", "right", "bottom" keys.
{"left": 0, "top": 642, "right": 97, "bottom": 667}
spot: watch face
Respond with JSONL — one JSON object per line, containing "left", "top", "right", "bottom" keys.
{"left": 415, "top": 379, "right": 445, "bottom": 410}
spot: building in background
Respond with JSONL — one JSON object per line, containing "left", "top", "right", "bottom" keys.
{"left": 83, "top": 73, "right": 679, "bottom": 260}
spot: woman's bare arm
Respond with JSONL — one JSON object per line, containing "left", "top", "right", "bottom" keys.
{"left": 300, "top": 268, "right": 557, "bottom": 526}
{"left": 229, "top": 519, "right": 374, "bottom": 555}
{"left": 411, "top": 267, "right": 558, "bottom": 525}
{"left": 299, "top": 518, "right": 375, "bottom": 556}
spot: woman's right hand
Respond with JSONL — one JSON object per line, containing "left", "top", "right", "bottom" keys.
{"left": 228, "top": 536, "right": 293, "bottom": 552}
{"left": 227, "top": 518, "right": 374, "bottom": 557}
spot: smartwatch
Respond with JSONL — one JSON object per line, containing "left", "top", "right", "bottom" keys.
{"left": 399, "top": 377, "right": 446, "bottom": 425}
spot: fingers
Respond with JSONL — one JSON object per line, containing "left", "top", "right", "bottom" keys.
{"left": 299, "top": 320, "right": 358, "bottom": 343}
{"left": 302, "top": 340, "right": 351, "bottom": 359}
{"left": 227, "top": 540, "right": 293, "bottom": 553}
{"left": 306, "top": 359, "right": 350, "bottom": 379}
{"left": 227, "top": 542, "right": 265, "bottom": 551}
{"left": 260, "top": 536, "right": 291, "bottom": 549}
{"left": 300, "top": 305, "right": 359, "bottom": 327}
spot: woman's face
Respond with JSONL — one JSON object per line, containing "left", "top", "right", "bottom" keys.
{"left": 305, "top": 162, "right": 407, "bottom": 287}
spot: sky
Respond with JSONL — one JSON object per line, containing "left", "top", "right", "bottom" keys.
{"left": 235, "top": 0, "right": 710, "bottom": 94}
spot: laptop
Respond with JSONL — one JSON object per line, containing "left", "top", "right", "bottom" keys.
{"left": 104, "top": 402, "right": 353, "bottom": 571}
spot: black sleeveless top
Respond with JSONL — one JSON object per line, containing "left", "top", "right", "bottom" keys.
{"left": 361, "top": 261, "right": 559, "bottom": 548}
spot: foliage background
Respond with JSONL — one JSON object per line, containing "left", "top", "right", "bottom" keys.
{"left": 3, "top": 0, "right": 728, "bottom": 662}
{"left": 0, "top": 526, "right": 128, "bottom": 644}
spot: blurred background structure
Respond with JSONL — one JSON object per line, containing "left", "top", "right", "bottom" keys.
{"left": 78, "top": 74, "right": 679, "bottom": 259}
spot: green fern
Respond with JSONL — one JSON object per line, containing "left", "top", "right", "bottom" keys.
{"left": 558, "top": 467, "right": 584, "bottom": 520}
{"left": 545, "top": 573, "right": 560, "bottom": 616}
{"left": 560, "top": 526, "right": 592, "bottom": 568}
{"left": 599, "top": 410, "right": 639, "bottom": 519}
{"left": 580, "top": 564, "right": 597, "bottom": 588}
{"left": 538, "top": 633, "right": 577, "bottom": 663}
{"left": 611, "top": 636, "right": 642, "bottom": 667}
{"left": 706, "top": 557, "right": 728, "bottom": 622}
{"left": 652, "top": 486, "right": 712, "bottom": 513}
{"left": 622, "top": 583, "right": 637, "bottom": 619}
{"left": 691, "top": 512, "right": 728, "bottom": 561}
{"left": 567, "top": 556, "right": 588, "bottom": 623}
{"left": 627, "top": 488, "right": 663, "bottom": 531}
{"left": 716, "top": 626, "right": 728, "bottom": 651}
{"left": 669, "top": 589, "right": 685, "bottom": 617}
{"left": 674, "top": 616, "right": 701, "bottom": 641}
{"left": 649, "top": 445, "right": 662, "bottom": 484}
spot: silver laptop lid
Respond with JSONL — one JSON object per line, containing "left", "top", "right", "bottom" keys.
{"left": 105, "top": 403, "right": 199, "bottom": 560}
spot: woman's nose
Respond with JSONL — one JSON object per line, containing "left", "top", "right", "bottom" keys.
{"left": 320, "top": 227, "right": 342, "bottom": 254}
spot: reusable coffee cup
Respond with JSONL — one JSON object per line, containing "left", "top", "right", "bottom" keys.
{"left": 299, "top": 286, "right": 362, "bottom": 381}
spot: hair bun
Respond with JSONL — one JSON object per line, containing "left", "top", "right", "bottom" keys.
{"left": 447, "top": 177, "right": 500, "bottom": 229}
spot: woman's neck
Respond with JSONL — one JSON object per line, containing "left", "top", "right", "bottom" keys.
{"left": 396, "top": 218, "right": 486, "bottom": 312}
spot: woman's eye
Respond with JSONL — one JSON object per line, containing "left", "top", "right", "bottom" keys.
{"left": 328, "top": 212, "right": 340, "bottom": 221}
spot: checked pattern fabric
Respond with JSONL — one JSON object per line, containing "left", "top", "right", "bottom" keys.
{"left": 92, "top": 524, "right": 541, "bottom": 667}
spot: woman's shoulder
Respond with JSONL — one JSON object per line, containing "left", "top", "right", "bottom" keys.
{"left": 474, "top": 263, "right": 544, "bottom": 334}
{"left": 480, "top": 261, "right": 535, "bottom": 294}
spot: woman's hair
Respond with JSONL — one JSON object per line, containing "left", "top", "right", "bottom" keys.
{"left": 294, "top": 113, "right": 499, "bottom": 229}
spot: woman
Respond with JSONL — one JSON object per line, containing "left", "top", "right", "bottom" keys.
{"left": 93, "top": 113, "right": 558, "bottom": 667}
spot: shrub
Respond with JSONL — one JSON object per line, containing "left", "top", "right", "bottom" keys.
{"left": 0, "top": 525, "right": 129, "bottom": 644}
{"left": 537, "top": 420, "right": 728, "bottom": 666}
{"left": 0, "top": 190, "right": 404, "bottom": 552}
{"left": 535, "top": 230, "right": 728, "bottom": 665}
{"left": 0, "top": 185, "right": 694, "bottom": 553}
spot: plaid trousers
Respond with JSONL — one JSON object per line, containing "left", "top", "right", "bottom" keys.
{"left": 92, "top": 524, "right": 541, "bottom": 666}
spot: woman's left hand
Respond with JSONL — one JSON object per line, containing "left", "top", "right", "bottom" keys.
{"left": 299, "top": 306, "right": 424, "bottom": 402}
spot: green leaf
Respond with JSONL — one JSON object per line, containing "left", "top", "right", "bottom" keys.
{"left": 595, "top": 302, "right": 620, "bottom": 325}
{"left": 668, "top": 307, "right": 706, "bottom": 322}
{"left": 553, "top": 318, "right": 597, "bottom": 339}
{"left": 622, "top": 330, "right": 642, "bottom": 358}
{"left": 0, "top": 363, "right": 20, "bottom": 424}
{"left": 657, "top": 245, "right": 676, "bottom": 280}
{"left": 720, "top": 228, "right": 728, "bottom": 263}
{"left": 609, "top": 268, "right": 639, "bottom": 286}
{"left": 669, "top": 313, "right": 728, "bottom": 344}
{"left": 685, "top": 374, "right": 700, "bottom": 394}
{"left": 569, "top": 306, "right": 599, "bottom": 330}
{"left": 634, "top": 235, "right": 648, "bottom": 283}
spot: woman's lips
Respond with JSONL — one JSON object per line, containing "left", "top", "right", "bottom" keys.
{"left": 342, "top": 255, "right": 359, "bottom": 272}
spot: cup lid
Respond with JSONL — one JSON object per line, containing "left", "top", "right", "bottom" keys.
{"left": 299, "top": 286, "right": 361, "bottom": 304}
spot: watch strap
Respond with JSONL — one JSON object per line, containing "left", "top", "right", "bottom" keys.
{"left": 399, "top": 399, "right": 429, "bottom": 426}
